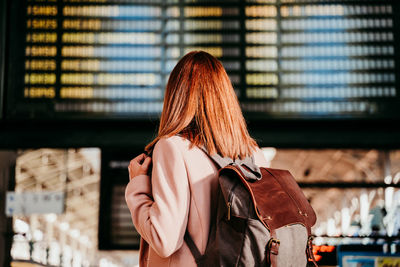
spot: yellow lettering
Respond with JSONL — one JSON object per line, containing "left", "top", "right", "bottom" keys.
{"left": 63, "top": 19, "right": 101, "bottom": 30}
{"left": 26, "top": 73, "right": 56, "bottom": 84}
{"left": 24, "top": 87, "right": 56, "bottom": 98}
{"left": 29, "top": 19, "right": 57, "bottom": 29}
{"left": 61, "top": 73, "right": 94, "bottom": 85}
{"left": 26, "top": 46, "right": 57, "bottom": 57}
{"left": 29, "top": 6, "right": 58, "bottom": 16}
{"left": 25, "top": 60, "right": 56, "bottom": 70}
{"left": 61, "top": 60, "right": 99, "bottom": 71}
{"left": 27, "top": 33, "right": 57, "bottom": 43}
{"left": 60, "top": 87, "right": 93, "bottom": 98}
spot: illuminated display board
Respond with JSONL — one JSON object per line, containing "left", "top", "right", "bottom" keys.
{"left": 4, "top": 0, "right": 400, "bottom": 120}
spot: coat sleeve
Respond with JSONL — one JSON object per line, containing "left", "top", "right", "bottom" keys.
{"left": 124, "top": 137, "right": 190, "bottom": 258}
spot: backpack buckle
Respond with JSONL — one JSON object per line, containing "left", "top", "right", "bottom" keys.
{"left": 267, "top": 238, "right": 280, "bottom": 255}
{"left": 307, "top": 235, "right": 315, "bottom": 248}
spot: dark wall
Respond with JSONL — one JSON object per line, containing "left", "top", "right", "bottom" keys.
{"left": 0, "top": 151, "right": 17, "bottom": 267}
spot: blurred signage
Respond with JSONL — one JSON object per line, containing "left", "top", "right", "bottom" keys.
{"left": 5, "top": 191, "right": 65, "bottom": 216}
{"left": 377, "top": 257, "right": 400, "bottom": 267}
{"left": 338, "top": 244, "right": 400, "bottom": 267}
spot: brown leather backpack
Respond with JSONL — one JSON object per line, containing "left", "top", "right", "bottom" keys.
{"left": 184, "top": 147, "right": 318, "bottom": 267}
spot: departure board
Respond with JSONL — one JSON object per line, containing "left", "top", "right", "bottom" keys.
{"left": 4, "top": 0, "right": 400, "bottom": 120}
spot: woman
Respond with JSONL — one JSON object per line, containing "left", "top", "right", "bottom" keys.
{"left": 125, "top": 51, "right": 269, "bottom": 266}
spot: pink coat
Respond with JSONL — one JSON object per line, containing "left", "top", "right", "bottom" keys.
{"left": 125, "top": 135, "right": 269, "bottom": 266}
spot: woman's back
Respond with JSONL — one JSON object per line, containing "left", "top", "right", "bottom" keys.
{"left": 126, "top": 51, "right": 268, "bottom": 266}
{"left": 125, "top": 135, "right": 269, "bottom": 266}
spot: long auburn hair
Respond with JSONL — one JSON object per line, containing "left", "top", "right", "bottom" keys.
{"left": 145, "top": 51, "right": 258, "bottom": 160}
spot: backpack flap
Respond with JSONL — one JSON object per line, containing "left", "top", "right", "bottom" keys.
{"left": 266, "top": 168, "right": 317, "bottom": 229}
{"left": 221, "top": 165, "right": 316, "bottom": 235}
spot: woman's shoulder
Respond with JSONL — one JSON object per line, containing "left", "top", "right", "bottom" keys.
{"left": 252, "top": 146, "right": 269, "bottom": 168}
{"left": 153, "top": 135, "right": 191, "bottom": 153}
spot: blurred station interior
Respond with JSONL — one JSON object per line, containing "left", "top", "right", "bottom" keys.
{"left": 1, "top": 0, "right": 400, "bottom": 266}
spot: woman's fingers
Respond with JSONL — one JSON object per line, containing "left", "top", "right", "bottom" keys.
{"left": 132, "top": 153, "right": 146, "bottom": 164}
{"left": 142, "top": 156, "right": 152, "bottom": 169}
{"left": 128, "top": 154, "right": 152, "bottom": 179}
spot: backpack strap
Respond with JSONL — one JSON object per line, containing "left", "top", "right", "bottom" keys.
{"left": 183, "top": 146, "right": 226, "bottom": 265}
{"left": 198, "top": 145, "right": 262, "bottom": 181}
{"left": 306, "top": 235, "right": 318, "bottom": 267}
{"left": 305, "top": 225, "right": 318, "bottom": 265}
{"left": 184, "top": 187, "right": 220, "bottom": 267}
{"left": 184, "top": 231, "right": 206, "bottom": 266}
{"left": 199, "top": 146, "right": 232, "bottom": 169}
{"left": 266, "top": 228, "right": 280, "bottom": 267}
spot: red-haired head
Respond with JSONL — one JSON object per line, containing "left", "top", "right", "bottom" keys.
{"left": 145, "top": 51, "right": 258, "bottom": 160}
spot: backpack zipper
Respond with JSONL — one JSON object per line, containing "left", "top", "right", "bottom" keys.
{"left": 227, "top": 202, "right": 231, "bottom": 221}
{"left": 222, "top": 165, "right": 271, "bottom": 231}
{"left": 226, "top": 181, "right": 239, "bottom": 221}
